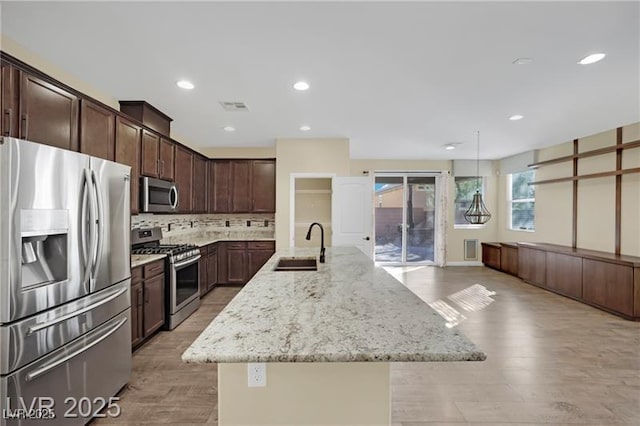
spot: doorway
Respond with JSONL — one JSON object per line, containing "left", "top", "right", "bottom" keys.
{"left": 374, "top": 173, "right": 437, "bottom": 264}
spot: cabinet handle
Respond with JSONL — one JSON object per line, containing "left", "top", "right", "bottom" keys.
{"left": 138, "top": 288, "right": 144, "bottom": 307}
{"left": 3, "top": 109, "right": 11, "bottom": 136}
{"left": 21, "top": 114, "right": 28, "bottom": 139}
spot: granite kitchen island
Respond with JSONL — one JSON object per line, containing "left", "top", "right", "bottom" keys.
{"left": 183, "top": 247, "right": 485, "bottom": 425}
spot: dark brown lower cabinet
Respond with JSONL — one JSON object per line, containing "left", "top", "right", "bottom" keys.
{"left": 546, "top": 252, "right": 582, "bottom": 298}
{"left": 518, "top": 246, "right": 546, "bottom": 287}
{"left": 583, "top": 259, "right": 634, "bottom": 317}
{"left": 481, "top": 243, "right": 501, "bottom": 270}
{"left": 207, "top": 245, "right": 218, "bottom": 292}
{"left": 218, "top": 241, "right": 275, "bottom": 285}
{"left": 248, "top": 241, "right": 276, "bottom": 277}
{"left": 500, "top": 243, "right": 519, "bottom": 276}
{"left": 131, "top": 259, "right": 165, "bottom": 349}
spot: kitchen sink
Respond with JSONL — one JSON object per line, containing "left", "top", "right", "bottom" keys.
{"left": 273, "top": 257, "right": 318, "bottom": 271}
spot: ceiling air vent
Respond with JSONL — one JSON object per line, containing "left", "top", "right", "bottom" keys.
{"left": 220, "top": 101, "right": 249, "bottom": 112}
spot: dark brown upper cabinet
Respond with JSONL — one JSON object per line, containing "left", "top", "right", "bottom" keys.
{"left": 1, "top": 61, "right": 20, "bottom": 138}
{"left": 18, "top": 70, "right": 79, "bottom": 151}
{"left": 193, "top": 155, "right": 208, "bottom": 213}
{"left": 252, "top": 160, "right": 276, "bottom": 212}
{"left": 119, "top": 100, "right": 172, "bottom": 137}
{"left": 231, "top": 160, "right": 252, "bottom": 212}
{"left": 174, "top": 145, "right": 193, "bottom": 213}
{"left": 208, "top": 160, "right": 231, "bottom": 213}
{"left": 79, "top": 99, "right": 115, "bottom": 161}
{"left": 141, "top": 130, "right": 174, "bottom": 181}
{"left": 115, "top": 116, "right": 142, "bottom": 214}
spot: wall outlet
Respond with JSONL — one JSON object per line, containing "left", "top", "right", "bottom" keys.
{"left": 246, "top": 220, "right": 251, "bottom": 227}
{"left": 225, "top": 220, "right": 230, "bottom": 227}
{"left": 247, "top": 363, "right": 266, "bottom": 387}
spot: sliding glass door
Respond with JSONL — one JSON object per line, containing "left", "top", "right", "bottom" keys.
{"left": 374, "top": 173, "right": 437, "bottom": 264}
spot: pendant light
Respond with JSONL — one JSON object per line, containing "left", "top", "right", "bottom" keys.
{"left": 464, "top": 131, "right": 492, "bottom": 224}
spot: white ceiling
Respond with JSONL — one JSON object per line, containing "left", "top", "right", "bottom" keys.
{"left": 1, "top": 1, "right": 638, "bottom": 160}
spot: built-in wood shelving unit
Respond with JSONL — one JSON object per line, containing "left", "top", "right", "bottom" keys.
{"left": 526, "top": 127, "right": 638, "bottom": 254}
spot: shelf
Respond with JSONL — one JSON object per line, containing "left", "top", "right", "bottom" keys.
{"left": 530, "top": 167, "right": 640, "bottom": 185}
{"left": 295, "top": 189, "right": 332, "bottom": 194}
{"left": 528, "top": 138, "right": 640, "bottom": 169}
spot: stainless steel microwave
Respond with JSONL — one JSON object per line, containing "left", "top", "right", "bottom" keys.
{"left": 141, "top": 176, "right": 178, "bottom": 213}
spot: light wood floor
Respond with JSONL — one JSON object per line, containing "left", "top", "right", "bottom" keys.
{"left": 95, "top": 267, "right": 640, "bottom": 425}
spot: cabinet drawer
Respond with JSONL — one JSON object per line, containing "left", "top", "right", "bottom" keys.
{"left": 226, "top": 241, "right": 247, "bottom": 250}
{"left": 248, "top": 241, "right": 275, "bottom": 250}
{"left": 144, "top": 259, "right": 165, "bottom": 278}
{"left": 131, "top": 266, "right": 143, "bottom": 284}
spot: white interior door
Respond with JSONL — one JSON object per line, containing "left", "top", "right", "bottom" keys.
{"left": 331, "top": 177, "right": 373, "bottom": 258}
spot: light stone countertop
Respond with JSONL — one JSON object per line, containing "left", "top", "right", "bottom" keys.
{"left": 130, "top": 229, "right": 274, "bottom": 268}
{"left": 182, "top": 246, "right": 486, "bottom": 363}
{"left": 131, "top": 253, "right": 166, "bottom": 268}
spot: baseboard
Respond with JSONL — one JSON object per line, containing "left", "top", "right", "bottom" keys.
{"left": 446, "top": 261, "right": 483, "bottom": 266}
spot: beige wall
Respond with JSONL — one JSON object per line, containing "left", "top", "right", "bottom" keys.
{"left": 218, "top": 362, "right": 390, "bottom": 425}
{"left": 498, "top": 121, "right": 640, "bottom": 257}
{"left": 275, "top": 138, "right": 350, "bottom": 248}
{"left": 198, "top": 146, "right": 275, "bottom": 158}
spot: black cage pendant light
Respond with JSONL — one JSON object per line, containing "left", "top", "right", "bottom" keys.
{"left": 464, "top": 131, "right": 492, "bottom": 225}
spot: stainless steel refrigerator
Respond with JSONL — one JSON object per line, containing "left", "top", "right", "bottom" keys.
{"left": 0, "top": 137, "right": 132, "bottom": 425}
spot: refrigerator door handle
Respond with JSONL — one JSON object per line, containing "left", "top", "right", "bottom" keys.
{"left": 91, "top": 170, "right": 104, "bottom": 282}
{"left": 82, "top": 168, "right": 95, "bottom": 293}
{"left": 26, "top": 285, "right": 128, "bottom": 335}
{"left": 80, "top": 170, "right": 90, "bottom": 271}
{"left": 25, "top": 316, "right": 128, "bottom": 382}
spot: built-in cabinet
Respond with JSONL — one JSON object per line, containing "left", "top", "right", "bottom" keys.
{"left": 80, "top": 99, "right": 115, "bottom": 161}
{"left": 174, "top": 145, "right": 193, "bottom": 212}
{"left": 215, "top": 240, "right": 275, "bottom": 285}
{"left": 115, "top": 116, "right": 142, "bottom": 215}
{"left": 141, "top": 130, "right": 174, "bottom": 181}
{"left": 199, "top": 244, "right": 219, "bottom": 297}
{"left": 131, "top": 260, "right": 165, "bottom": 348}
{"left": 1, "top": 54, "right": 277, "bottom": 216}
{"left": 208, "top": 160, "right": 276, "bottom": 214}
{"left": 483, "top": 241, "right": 640, "bottom": 321}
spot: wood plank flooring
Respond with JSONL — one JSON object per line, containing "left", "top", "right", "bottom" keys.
{"left": 95, "top": 267, "right": 640, "bottom": 425}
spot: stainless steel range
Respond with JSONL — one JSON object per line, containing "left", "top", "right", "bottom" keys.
{"left": 131, "top": 228, "right": 201, "bottom": 330}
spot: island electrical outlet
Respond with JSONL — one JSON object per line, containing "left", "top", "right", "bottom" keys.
{"left": 248, "top": 363, "right": 266, "bottom": 387}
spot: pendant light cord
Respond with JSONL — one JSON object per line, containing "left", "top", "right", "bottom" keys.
{"left": 476, "top": 130, "right": 480, "bottom": 192}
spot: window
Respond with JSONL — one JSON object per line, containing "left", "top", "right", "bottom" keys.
{"left": 454, "top": 176, "right": 484, "bottom": 227}
{"left": 509, "top": 170, "right": 535, "bottom": 231}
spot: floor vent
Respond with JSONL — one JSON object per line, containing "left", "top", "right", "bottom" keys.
{"left": 464, "top": 239, "right": 478, "bottom": 260}
{"left": 220, "top": 101, "right": 249, "bottom": 111}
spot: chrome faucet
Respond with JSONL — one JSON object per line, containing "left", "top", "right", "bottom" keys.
{"left": 305, "top": 222, "right": 325, "bottom": 263}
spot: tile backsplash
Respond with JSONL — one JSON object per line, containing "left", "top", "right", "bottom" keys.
{"left": 132, "top": 213, "right": 275, "bottom": 238}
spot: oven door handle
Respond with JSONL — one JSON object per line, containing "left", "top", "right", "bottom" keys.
{"left": 169, "top": 185, "right": 178, "bottom": 210}
{"left": 173, "top": 254, "right": 201, "bottom": 269}
{"left": 26, "top": 285, "right": 128, "bottom": 335}
{"left": 26, "top": 316, "right": 127, "bottom": 382}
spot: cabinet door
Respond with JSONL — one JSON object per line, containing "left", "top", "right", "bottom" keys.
{"left": 80, "top": 99, "right": 115, "bottom": 160}
{"left": 159, "top": 138, "right": 174, "bottom": 181}
{"left": 583, "top": 259, "right": 634, "bottom": 316}
{"left": 226, "top": 248, "right": 247, "bottom": 284}
{"left": 115, "top": 116, "right": 141, "bottom": 214}
{"left": 231, "top": 160, "right": 252, "bottom": 212}
{"left": 248, "top": 249, "right": 274, "bottom": 279}
{"left": 500, "top": 245, "right": 519, "bottom": 276}
{"left": 481, "top": 243, "right": 501, "bottom": 270}
{"left": 141, "top": 129, "right": 159, "bottom": 178}
{"left": 193, "top": 155, "right": 208, "bottom": 213}
{"left": 546, "top": 252, "right": 582, "bottom": 298}
{"left": 131, "top": 281, "right": 144, "bottom": 347}
{"left": 207, "top": 248, "right": 218, "bottom": 291}
{"left": 518, "top": 247, "right": 546, "bottom": 286}
{"left": 208, "top": 160, "right": 231, "bottom": 213}
{"left": 143, "top": 274, "right": 166, "bottom": 336}
{"left": 1, "top": 62, "right": 19, "bottom": 137}
{"left": 174, "top": 145, "right": 193, "bottom": 212}
{"left": 19, "top": 71, "right": 79, "bottom": 150}
{"left": 251, "top": 160, "right": 276, "bottom": 212}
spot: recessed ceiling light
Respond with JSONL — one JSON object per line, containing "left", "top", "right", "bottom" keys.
{"left": 293, "top": 81, "right": 310, "bottom": 91}
{"left": 444, "top": 144, "right": 456, "bottom": 150}
{"left": 299, "top": 125, "right": 311, "bottom": 132}
{"left": 509, "top": 114, "right": 524, "bottom": 121}
{"left": 578, "top": 53, "right": 606, "bottom": 65}
{"left": 512, "top": 58, "right": 533, "bottom": 65}
{"left": 176, "top": 80, "right": 195, "bottom": 90}
{"left": 223, "top": 126, "right": 236, "bottom": 132}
